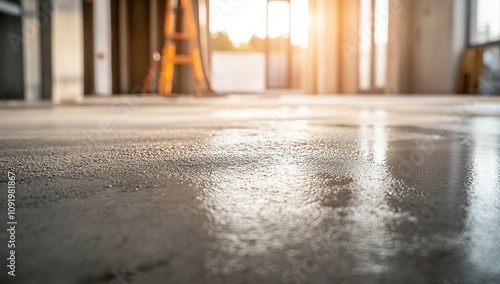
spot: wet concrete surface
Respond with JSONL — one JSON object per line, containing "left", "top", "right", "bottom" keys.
{"left": 0, "top": 95, "right": 499, "bottom": 284}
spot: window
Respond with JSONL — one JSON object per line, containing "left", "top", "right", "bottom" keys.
{"left": 469, "top": 0, "right": 500, "bottom": 46}
{"left": 209, "top": 0, "right": 308, "bottom": 92}
{"left": 359, "top": 0, "right": 389, "bottom": 92}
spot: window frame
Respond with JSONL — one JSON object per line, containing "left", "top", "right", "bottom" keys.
{"left": 467, "top": 0, "right": 500, "bottom": 47}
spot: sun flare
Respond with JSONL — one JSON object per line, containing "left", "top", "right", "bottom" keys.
{"left": 210, "top": 0, "right": 309, "bottom": 49}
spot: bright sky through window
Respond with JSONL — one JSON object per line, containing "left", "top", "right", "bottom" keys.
{"left": 469, "top": 0, "right": 500, "bottom": 45}
{"left": 475, "top": 0, "right": 500, "bottom": 42}
{"left": 210, "top": 0, "right": 309, "bottom": 48}
{"left": 267, "top": 1, "right": 290, "bottom": 39}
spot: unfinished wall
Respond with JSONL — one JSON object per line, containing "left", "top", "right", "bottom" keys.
{"left": 412, "top": 0, "right": 453, "bottom": 93}
{"left": 387, "top": 0, "right": 466, "bottom": 94}
{"left": 292, "top": 0, "right": 466, "bottom": 94}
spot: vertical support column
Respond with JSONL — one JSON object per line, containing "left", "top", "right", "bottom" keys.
{"left": 369, "top": 0, "right": 375, "bottom": 91}
{"left": 149, "top": 0, "right": 158, "bottom": 56}
{"left": 0, "top": 0, "right": 24, "bottom": 100}
{"left": 386, "top": 0, "right": 411, "bottom": 94}
{"left": 338, "top": 0, "right": 360, "bottom": 94}
{"left": 52, "top": 0, "right": 84, "bottom": 103}
{"left": 39, "top": 0, "right": 53, "bottom": 100}
{"left": 21, "top": 0, "right": 41, "bottom": 101}
{"left": 305, "top": 0, "right": 340, "bottom": 94}
{"left": 316, "top": 0, "right": 339, "bottom": 94}
{"left": 119, "top": 0, "right": 129, "bottom": 94}
{"left": 304, "top": 0, "right": 318, "bottom": 94}
{"left": 452, "top": 0, "right": 466, "bottom": 93}
{"left": 93, "top": 0, "right": 112, "bottom": 96}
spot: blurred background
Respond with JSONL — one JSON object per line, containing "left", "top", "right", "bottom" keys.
{"left": 0, "top": 0, "right": 499, "bottom": 102}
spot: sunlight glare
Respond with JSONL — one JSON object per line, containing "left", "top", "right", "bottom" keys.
{"left": 268, "top": 1, "right": 290, "bottom": 39}
{"left": 291, "top": 0, "right": 309, "bottom": 48}
{"left": 210, "top": 0, "right": 309, "bottom": 49}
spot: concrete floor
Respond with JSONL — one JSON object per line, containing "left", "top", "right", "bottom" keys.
{"left": 1, "top": 95, "right": 500, "bottom": 284}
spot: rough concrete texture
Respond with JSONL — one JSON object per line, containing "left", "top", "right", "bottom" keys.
{"left": 0, "top": 95, "right": 499, "bottom": 284}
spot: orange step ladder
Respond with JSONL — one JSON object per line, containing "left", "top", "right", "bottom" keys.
{"left": 157, "top": 0, "right": 206, "bottom": 96}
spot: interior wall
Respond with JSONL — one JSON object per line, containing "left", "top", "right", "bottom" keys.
{"left": 411, "top": 0, "right": 454, "bottom": 93}
{"left": 308, "top": 0, "right": 466, "bottom": 95}
{"left": 387, "top": 0, "right": 466, "bottom": 94}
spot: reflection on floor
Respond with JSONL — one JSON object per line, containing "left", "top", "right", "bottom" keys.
{"left": 0, "top": 95, "right": 499, "bottom": 283}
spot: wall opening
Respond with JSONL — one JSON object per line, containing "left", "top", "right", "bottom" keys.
{"left": 359, "top": 0, "right": 389, "bottom": 93}
{"left": 209, "top": 0, "right": 308, "bottom": 93}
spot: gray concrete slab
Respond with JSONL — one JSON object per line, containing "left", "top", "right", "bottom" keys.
{"left": 0, "top": 95, "right": 499, "bottom": 284}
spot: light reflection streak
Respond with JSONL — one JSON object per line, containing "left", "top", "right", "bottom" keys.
{"left": 465, "top": 118, "right": 500, "bottom": 276}
{"left": 200, "top": 121, "right": 314, "bottom": 275}
{"left": 350, "top": 113, "right": 398, "bottom": 274}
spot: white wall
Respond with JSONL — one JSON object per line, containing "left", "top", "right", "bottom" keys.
{"left": 52, "top": 0, "right": 84, "bottom": 103}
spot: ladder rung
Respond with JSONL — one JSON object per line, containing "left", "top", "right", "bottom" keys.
{"left": 172, "top": 56, "right": 193, "bottom": 64}
{"left": 169, "top": 33, "right": 192, "bottom": 40}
